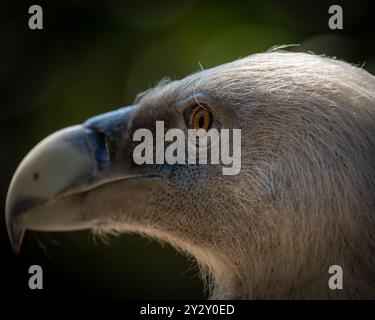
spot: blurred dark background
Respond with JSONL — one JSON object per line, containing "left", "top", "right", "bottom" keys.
{"left": 1, "top": 0, "right": 374, "bottom": 299}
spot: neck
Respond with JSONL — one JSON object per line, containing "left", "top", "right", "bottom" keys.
{"left": 187, "top": 212, "right": 358, "bottom": 299}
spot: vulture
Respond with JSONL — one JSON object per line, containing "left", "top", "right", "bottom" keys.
{"left": 5, "top": 51, "right": 375, "bottom": 299}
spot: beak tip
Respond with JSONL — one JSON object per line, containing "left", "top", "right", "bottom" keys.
{"left": 11, "top": 226, "right": 25, "bottom": 254}
{"left": 6, "top": 213, "right": 25, "bottom": 254}
{"left": 13, "top": 227, "right": 25, "bottom": 254}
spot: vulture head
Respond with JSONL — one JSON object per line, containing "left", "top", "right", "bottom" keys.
{"left": 6, "top": 51, "right": 375, "bottom": 299}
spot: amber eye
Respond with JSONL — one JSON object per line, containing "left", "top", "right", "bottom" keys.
{"left": 191, "top": 107, "right": 213, "bottom": 131}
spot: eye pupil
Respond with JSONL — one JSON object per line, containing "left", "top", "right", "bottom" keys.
{"left": 191, "top": 106, "right": 212, "bottom": 131}
{"left": 198, "top": 115, "right": 205, "bottom": 128}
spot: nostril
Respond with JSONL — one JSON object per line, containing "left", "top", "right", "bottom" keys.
{"left": 96, "top": 129, "right": 110, "bottom": 152}
{"left": 83, "top": 106, "right": 134, "bottom": 169}
{"left": 89, "top": 128, "right": 111, "bottom": 169}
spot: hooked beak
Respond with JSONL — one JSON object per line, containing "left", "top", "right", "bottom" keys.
{"left": 5, "top": 106, "right": 156, "bottom": 253}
